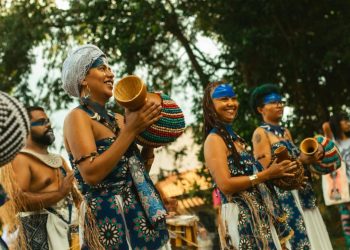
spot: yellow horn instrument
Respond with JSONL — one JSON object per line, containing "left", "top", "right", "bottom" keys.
{"left": 113, "top": 75, "right": 148, "bottom": 111}
{"left": 300, "top": 137, "right": 319, "bottom": 156}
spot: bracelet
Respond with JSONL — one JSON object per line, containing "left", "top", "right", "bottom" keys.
{"left": 249, "top": 174, "right": 259, "bottom": 186}
{"left": 73, "top": 151, "right": 99, "bottom": 165}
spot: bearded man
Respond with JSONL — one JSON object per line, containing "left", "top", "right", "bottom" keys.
{"left": 11, "top": 106, "right": 76, "bottom": 250}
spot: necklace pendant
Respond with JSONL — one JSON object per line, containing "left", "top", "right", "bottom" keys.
{"left": 91, "top": 113, "right": 101, "bottom": 121}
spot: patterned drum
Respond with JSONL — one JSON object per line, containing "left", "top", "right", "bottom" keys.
{"left": 136, "top": 93, "right": 185, "bottom": 148}
{"left": 114, "top": 75, "right": 185, "bottom": 148}
{"left": 166, "top": 215, "right": 199, "bottom": 249}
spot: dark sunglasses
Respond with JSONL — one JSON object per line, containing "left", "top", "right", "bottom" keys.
{"left": 31, "top": 118, "right": 51, "bottom": 127}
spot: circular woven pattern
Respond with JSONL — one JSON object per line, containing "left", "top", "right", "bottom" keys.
{"left": 0, "top": 92, "right": 30, "bottom": 166}
{"left": 310, "top": 135, "right": 342, "bottom": 175}
{"left": 272, "top": 163, "right": 304, "bottom": 190}
{"left": 136, "top": 93, "right": 185, "bottom": 147}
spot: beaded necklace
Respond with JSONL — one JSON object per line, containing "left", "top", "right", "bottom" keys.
{"left": 260, "top": 122, "right": 285, "bottom": 138}
{"left": 80, "top": 97, "right": 119, "bottom": 135}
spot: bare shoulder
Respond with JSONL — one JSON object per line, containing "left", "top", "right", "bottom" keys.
{"left": 204, "top": 133, "right": 227, "bottom": 151}
{"left": 252, "top": 127, "right": 266, "bottom": 144}
{"left": 12, "top": 153, "right": 31, "bottom": 171}
{"left": 64, "top": 108, "right": 90, "bottom": 125}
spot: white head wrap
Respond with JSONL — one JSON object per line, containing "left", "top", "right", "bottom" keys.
{"left": 61, "top": 44, "right": 105, "bottom": 97}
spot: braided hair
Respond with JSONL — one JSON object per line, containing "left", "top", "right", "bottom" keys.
{"left": 203, "top": 81, "right": 243, "bottom": 168}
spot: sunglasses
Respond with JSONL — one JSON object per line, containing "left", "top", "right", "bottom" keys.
{"left": 31, "top": 118, "right": 51, "bottom": 127}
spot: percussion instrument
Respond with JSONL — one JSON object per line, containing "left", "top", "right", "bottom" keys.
{"left": 166, "top": 215, "right": 199, "bottom": 249}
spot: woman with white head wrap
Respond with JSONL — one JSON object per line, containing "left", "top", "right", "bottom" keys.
{"left": 62, "top": 45, "right": 169, "bottom": 249}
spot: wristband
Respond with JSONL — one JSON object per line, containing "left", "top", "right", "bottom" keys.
{"left": 249, "top": 174, "right": 259, "bottom": 186}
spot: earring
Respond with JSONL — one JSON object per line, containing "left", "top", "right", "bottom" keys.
{"left": 83, "top": 85, "right": 91, "bottom": 99}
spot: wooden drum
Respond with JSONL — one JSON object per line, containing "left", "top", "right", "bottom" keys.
{"left": 166, "top": 215, "right": 199, "bottom": 249}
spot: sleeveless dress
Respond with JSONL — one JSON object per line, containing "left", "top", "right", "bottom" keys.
{"left": 69, "top": 106, "right": 169, "bottom": 250}
{"left": 211, "top": 128, "right": 293, "bottom": 250}
{"left": 261, "top": 124, "right": 332, "bottom": 250}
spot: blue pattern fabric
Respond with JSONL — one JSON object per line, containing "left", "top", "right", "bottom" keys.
{"left": 70, "top": 137, "right": 168, "bottom": 248}
{"left": 210, "top": 128, "right": 293, "bottom": 249}
{"left": 261, "top": 125, "right": 314, "bottom": 249}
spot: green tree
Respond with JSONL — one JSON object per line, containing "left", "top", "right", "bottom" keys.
{"left": 185, "top": 0, "right": 350, "bottom": 141}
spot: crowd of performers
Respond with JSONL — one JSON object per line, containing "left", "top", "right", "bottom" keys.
{"left": 0, "top": 44, "right": 349, "bottom": 250}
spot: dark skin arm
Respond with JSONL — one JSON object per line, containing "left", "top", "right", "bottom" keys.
{"left": 204, "top": 133, "right": 296, "bottom": 196}
{"left": 11, "top": 154, "right": 73, "bottom": 212}
{"left": 64, "top": 101, "right": 162, "bottom": 185}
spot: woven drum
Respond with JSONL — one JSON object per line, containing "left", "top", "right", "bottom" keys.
{"left": 271, "top": 146, "right": 305, "bottom": 190}
{"left": 310, "top": 135, "right": 342, "bottom": 175}
{"left": 136, "top": 93, "right": 185, "bottom": 147}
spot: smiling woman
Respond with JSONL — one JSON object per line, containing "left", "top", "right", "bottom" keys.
{"left": 61, "top": 44, "right": 170, "bottom": 250}
{"left": 202, "top": 81, "right": 294, "bottom": 250}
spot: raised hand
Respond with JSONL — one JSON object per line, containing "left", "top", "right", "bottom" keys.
{"left": 124, "top": 100, "right": 162, "bottom": 134}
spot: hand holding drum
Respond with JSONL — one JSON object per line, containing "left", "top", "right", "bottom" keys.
{"left": 300, "top": 135, "right": 342, "bottom": 175}
{"left": 113, "top": 75, "right": 185, "bottom": 147}
{"left": 270, "top": 145, "right": 305, "bottom": 190}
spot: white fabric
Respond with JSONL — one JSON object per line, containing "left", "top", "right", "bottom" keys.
{"left": 221, "top": 203, "right": 285, "bottom": 250}
{"left": 303, "top": 209, "right": 332, "bottom": 250}
{"left": 291, "top": 191, "right": 332, "bottom": 250}
{"left": 62, "top": 44, "right": 105, "bottom": 97}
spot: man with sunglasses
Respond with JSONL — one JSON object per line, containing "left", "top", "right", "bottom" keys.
{"left": 10, "top": 106, "right": 78, "bottom": 250}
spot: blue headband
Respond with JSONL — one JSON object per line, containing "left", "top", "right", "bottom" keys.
{"left": 90, "top": 56, "right": 108, "bottom": 69}
{"left": 211, "top": 84, "right": 236, "bottom": 99}
{"left": 263, "top": 92, "right": 282, "bottom": 104}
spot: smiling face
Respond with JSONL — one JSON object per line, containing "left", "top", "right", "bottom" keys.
{"left": 210, "top": 84, "right": 239, "bottom": 123}
{"left": 82, "top": 59, "right": 115, "bottom": 100}
{"left": 212, "top": 96, "right": 239, "bottom": 123}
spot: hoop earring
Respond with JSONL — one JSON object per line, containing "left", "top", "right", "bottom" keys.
{"left": 83, "top": 85, "right": 91, "bottom": 99}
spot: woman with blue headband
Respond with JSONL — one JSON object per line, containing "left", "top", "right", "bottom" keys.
{"left": 203, "top": 81, "right": 294, "bottom": 249}
{"left": 250, "top": 83, "right": 332, "bottom": 249}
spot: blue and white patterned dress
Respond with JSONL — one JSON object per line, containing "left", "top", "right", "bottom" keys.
{"left": 211, "top": 128, "right": 293, "bottom": 250}
{"left": 69, "top": 105, "right": 169, "bottom": 250}
{"left": 261, "top": 124, "right": 332, "bottom": 250}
